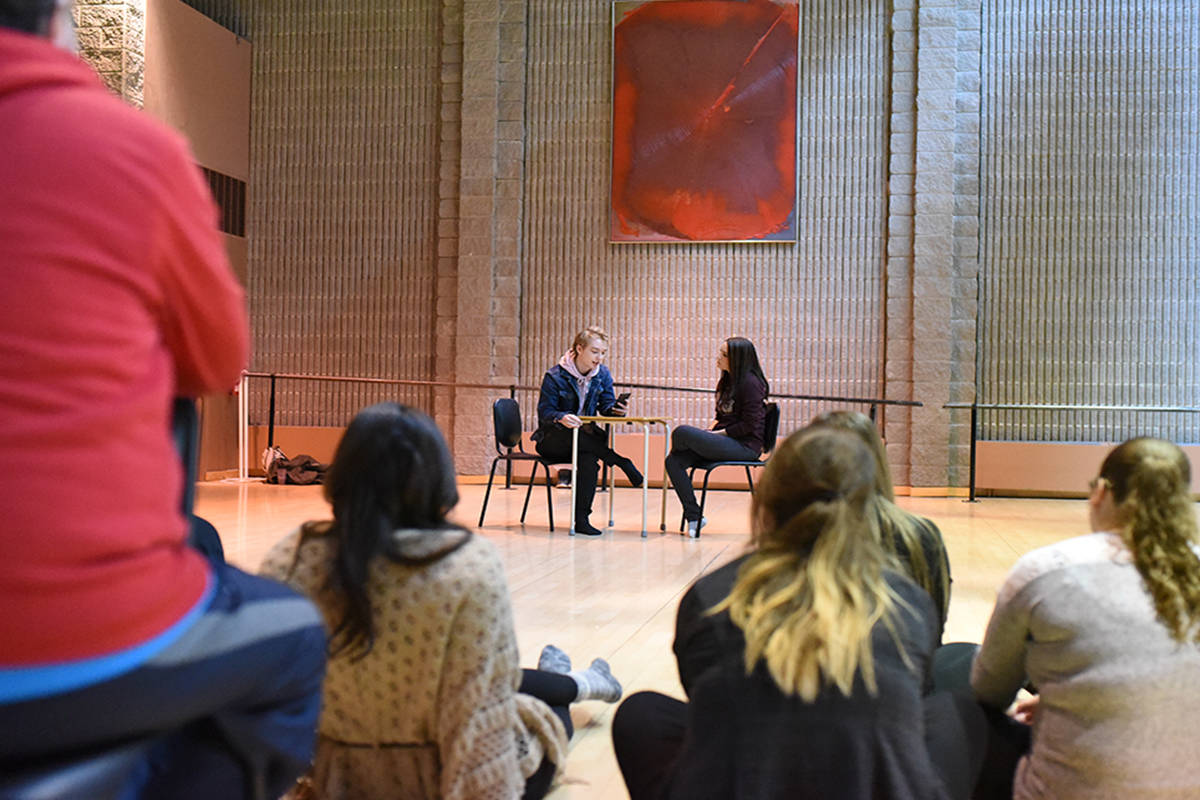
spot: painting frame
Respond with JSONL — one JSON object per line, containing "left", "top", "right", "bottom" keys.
{"left": 609, "top": 0, "right": 800, "bottom": 244}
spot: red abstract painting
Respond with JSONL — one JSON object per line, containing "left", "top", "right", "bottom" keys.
{"left": 610, "top": 0, "right": 799, "bottom": 243}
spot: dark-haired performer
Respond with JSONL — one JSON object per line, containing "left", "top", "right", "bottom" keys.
{"left": 664, "top": 337, "right": 769, "bottom": 537}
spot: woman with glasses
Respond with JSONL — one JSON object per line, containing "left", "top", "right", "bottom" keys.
{"left": 970, "top": 437, "right": 1200, "bottom": 799}
{"left": 664, "top": 336, "right": 769, "bottom": 537}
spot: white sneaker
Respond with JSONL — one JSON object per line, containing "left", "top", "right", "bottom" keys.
{"left": 686, "top": 517, "right": 707, "bottom": 538}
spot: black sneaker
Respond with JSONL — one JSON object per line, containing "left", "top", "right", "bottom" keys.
{"left": 573, "top": 520, "right": 603, "bottom": 536}
{"left": 617, "top": 458, "right": 644, "bottom": 488}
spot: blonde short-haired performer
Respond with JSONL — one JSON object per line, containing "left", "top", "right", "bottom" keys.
{"left": 970, "top": 437, "right": 1200, "bottom": 800}
{"left": 532, "top": 326, "right": 642, "bottom": 536}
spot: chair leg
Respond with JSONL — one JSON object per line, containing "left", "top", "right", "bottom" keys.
{"left": 479, "top": 457, "right": 501, "bottom": 527}
{"left": 696, "top": 469, "right": 714, "bottom": 536}
{"left": 543, "top": 462, "right": 555, "bottom": 531}
{"left": 745, "top": 466, "right": 755, "bottom": 495}
{"left": 519, "top": 464, "right": 537, "bottom": 524}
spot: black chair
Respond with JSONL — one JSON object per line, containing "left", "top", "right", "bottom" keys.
{"left": 680, "top": 402, "right": 781, "bottom": 536}
{"left": 478, "top": 398, "right": 565, "bottom": 531}
{"left": 0, "top": 738, "right": 156, "bottom": 800}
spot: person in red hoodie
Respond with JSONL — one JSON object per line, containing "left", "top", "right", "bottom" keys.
{"left": 0, "top": 1, "right": 325, "bottom": 796}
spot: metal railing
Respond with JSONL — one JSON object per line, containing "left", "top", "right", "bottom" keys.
{"left": 944, "top": 402, "right": 1200, "bottom": 501}
{"left": 238, "top": 371, "right": 924, "bottom": 481}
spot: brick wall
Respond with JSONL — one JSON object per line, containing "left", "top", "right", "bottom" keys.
{"left": 74, "top": 0, "right": 144, "bottom": 105}
{"left": 232, "top": 0, "right": 1198, "bottom": 486}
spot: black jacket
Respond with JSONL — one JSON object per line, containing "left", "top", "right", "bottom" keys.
{"left": 667, "top": 555, "right": 949, "bottom": 800}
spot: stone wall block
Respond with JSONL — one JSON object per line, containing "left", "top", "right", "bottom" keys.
{"left": 920, "top": 26, "right": 956, "bottom": 49}
{"left": 918, "top": 7, "right": 957, "bottom": 26}
{"left": 891, "top": 193, "right": 914, "bottom": 216}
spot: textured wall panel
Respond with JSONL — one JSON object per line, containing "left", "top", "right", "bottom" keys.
{"left": 246, "top": 0, "right": 442, "bottom": 426}
{"left": 179, "top": 0, "right": 246, "bottom": 37}
{"left": 520, "top": 0, "right": 890, "bottom": 437}
{"left": 979, "top": 0, "right": 1200, "bottom": 442}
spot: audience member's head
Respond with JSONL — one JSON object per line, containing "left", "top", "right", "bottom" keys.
{"left": 1093, "top": 436, "right": 1200, "bottom": 642}
{"left": 809, "top": 410, "right": 894, "bottom": 501}
{"left": 806, "top": 409, "right": 947, "bottom": 625}
{"left": 316, "top": 402, "right": 462, "bottom": 657}
{"left": 0, "top": 0, "right": 74, "bottom": 49}
{"left": 750, "top": 425, "right": 874, "bottom": 550}
{"left": 0, "top": 0, "right": 54, "bottom": 34}
{"left": 717, "top": 426, "right": 899, "bottom": 701}
{"left": 324, "top": 402, "right": 458, "bottom": 533}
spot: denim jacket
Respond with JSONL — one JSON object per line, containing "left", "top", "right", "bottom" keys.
{"left": 532, "top": 363, "right": 617, "bottom": 441}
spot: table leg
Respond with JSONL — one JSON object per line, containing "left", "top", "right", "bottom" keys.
{"left": 641, "top": 423, "right": 650, "bottom": 537}
{"left": 607, "top": 424, "right": 615, "bottom": 528}
{"left": 659, "top": 423, "right": 672, "bottom": 532}
{"left": 569, "top": 425, "right": 579, "bottom": 536}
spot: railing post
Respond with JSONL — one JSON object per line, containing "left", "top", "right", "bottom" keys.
{"left": 237, "top": 373, "right": 248, "bottom": 481}
{"left": 967, "top": 404, "right": 979, "bottom": 503}
{"left": 267, "top": 374, "right": 277, "bottom": 449}
{"left": 868, "top": 403, "right": 878, "bottom": 423}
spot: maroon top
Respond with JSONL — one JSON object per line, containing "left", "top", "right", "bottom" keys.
{"left": 713, "top": 373, "right": 768, "bottom": 455}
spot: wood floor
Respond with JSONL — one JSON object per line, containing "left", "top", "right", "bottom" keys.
{"left": 197, "top": 479, "right": 1090, "bottom": 800}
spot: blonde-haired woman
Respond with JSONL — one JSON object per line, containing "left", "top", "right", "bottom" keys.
{"left": 612, "top": 427, "right": 981, "bottom": 800}
{"left": 809, "top": 410, "right": 952, "bottom": 638}
{"left": 971, "top": 437, "right": 1200, "bottom": 800}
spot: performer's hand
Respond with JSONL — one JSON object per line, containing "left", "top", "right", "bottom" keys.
{"left": 560, "top": 414, "right": 582, "bottom": 429}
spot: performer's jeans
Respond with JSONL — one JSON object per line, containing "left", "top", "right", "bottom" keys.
{"left": 536, "top": 425, "right": 626, "bottom": 524}
{"left": 664, "top": 426, "right": 759, "bottom": 522}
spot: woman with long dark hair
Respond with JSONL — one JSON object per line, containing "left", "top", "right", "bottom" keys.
{"left": 261, "top": 403, "right": 622, "bottom": 800}
{"left": 614, "top": 427, "right": 980, "bottom": 799}
{"left": 664, "top": 336, "right": 769, "bottom": 537}
{"left": 971, "top": 437, "right": 1200, "bottom": 799}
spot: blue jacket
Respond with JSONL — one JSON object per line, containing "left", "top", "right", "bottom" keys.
{"left": 533, "top": 363, "right": 618, "bottom": 441}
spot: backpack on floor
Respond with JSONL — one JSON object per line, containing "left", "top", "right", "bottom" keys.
{"left": 262, "top": 446, "right": 326, "bottom": 485}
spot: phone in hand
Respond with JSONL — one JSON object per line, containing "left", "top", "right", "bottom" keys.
{"left": 615, "top": 391, "right": 632, "bottom": 405}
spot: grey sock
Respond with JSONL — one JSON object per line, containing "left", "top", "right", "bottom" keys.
{"left": 538, "top": 644, "right": 571, "bottom": 674}
{"left": 568, "top": 657, "right": 623, "bottom": 703}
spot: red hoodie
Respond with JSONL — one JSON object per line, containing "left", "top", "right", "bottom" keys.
{"left": 0, "top": 29, "right": 248, "bottom": 665}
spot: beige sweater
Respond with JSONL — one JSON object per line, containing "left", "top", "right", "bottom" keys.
{"left": 972, "top": 532, "right": 1200, "bottom": 800}
{"left": 261, "top": 526, "right": 567, "bottom": 800}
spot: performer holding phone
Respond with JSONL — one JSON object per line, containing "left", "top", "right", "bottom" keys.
{"left": 532, "top": 326, "right": 643, "bottom": 536}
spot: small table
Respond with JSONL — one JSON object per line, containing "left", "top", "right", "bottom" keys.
{"left": 570, "top": 416, "right": 672, "bottom": 537}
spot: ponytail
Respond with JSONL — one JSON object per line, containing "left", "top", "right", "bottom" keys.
{"left": 1102, "top": 438, "right": 1200, "bottom": 643}
{"left": 712, "top": 428, "right": 906, "bottom": 701}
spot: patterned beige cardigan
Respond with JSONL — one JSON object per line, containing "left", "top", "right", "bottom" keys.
{"left": 260, "top": 525, "right": 568, "bottom": 800}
